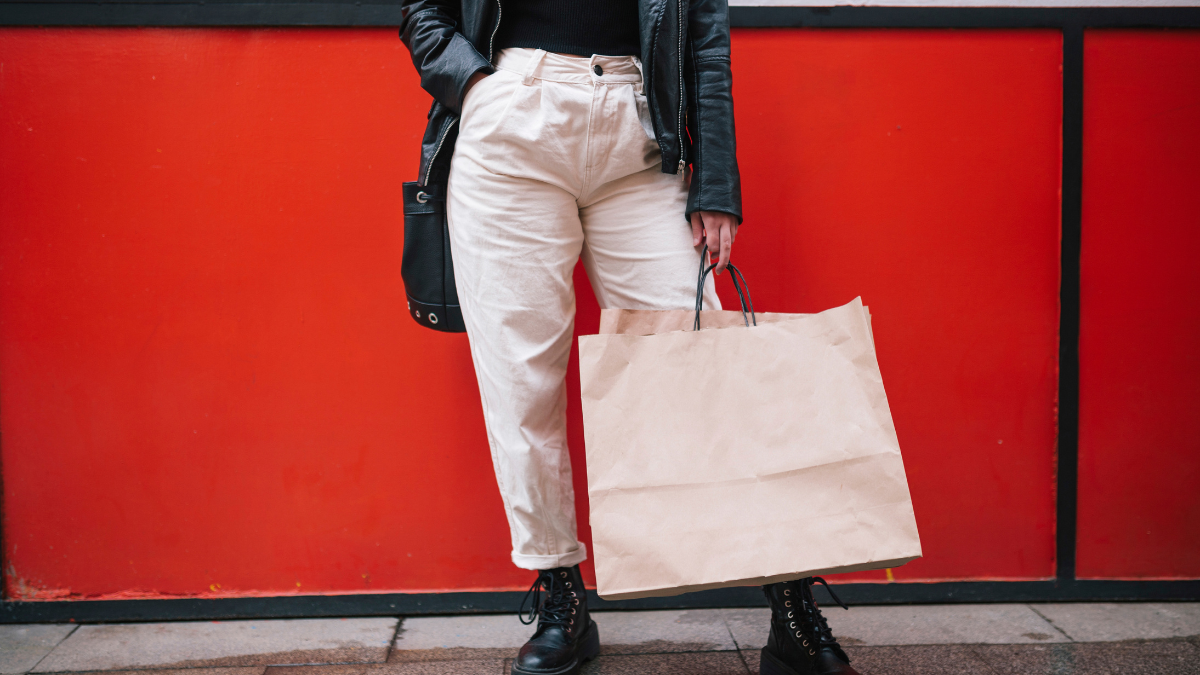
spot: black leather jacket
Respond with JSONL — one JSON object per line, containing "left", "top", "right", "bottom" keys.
{"left": 400, "top": 0, "right": 742, "bottom": 222}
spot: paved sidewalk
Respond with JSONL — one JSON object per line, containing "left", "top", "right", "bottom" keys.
{"left": 2, "top": 603, "right": 1197, "bottom": 675}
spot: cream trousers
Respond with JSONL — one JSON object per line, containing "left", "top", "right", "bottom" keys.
{"left": 447, "top": 48, "right": 720, "bottom": 571}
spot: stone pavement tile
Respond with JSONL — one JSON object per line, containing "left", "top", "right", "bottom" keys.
{"left": 507, "top": 651, "right": 747, "bottom": 675}
{"left": 594, "top": 610, "right": 738, "bottom": 654}
{"left": 744, "top": 645, "right": 992, "bottom": 675}
{"left": 391, "top": 615, "right": 527, "bottom": 662}
{"left": 744, "top": 643, "right": 988, "bottom": 667}
{"left": 720, "top": 608, "right": 771, "bottom": 652}
{"left": 72, "top": 669, "right": 264, "bottom": 675}
{"left": 1030, "top": 603, "right": 1200, "bottom": 642}
{"left": 0, "top": 624, "right": 77, "bottom": 674}
{"left": 268, "top": 661, "right": 504, "bottom": 675}
{"left": 975, "top": 638, "right": 1200, "bottom": 675}
{"left": 724, "top": 604, "right": 1067, "bottom": 650}
{"left": 841, "top": 646, "right": 997, "bottom": 675}
{"left": 392, "top": 609, "right": 736, "bottom": 661}
{"left": 33, "top": 618, "right": 398, "bottom": 672}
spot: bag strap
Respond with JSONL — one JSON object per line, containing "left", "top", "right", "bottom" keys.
{"left": 693, "top": 251, "right": 756, "bottom": 331}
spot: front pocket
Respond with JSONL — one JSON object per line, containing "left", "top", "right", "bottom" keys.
{"left": 459, "top": 69, "right": 514, "bottom": 128}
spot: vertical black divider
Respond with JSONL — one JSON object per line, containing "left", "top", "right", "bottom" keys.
{"left": 1056, "top": 24, "right": 1085, "bottom": 587}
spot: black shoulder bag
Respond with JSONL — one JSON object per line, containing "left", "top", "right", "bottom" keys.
{"left": 401, "top": 180, "right": 466, "bottom": 333}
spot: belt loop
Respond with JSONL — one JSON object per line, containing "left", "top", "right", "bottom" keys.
{"left": 522, "top": 49, "right": 546, "bottom": 86}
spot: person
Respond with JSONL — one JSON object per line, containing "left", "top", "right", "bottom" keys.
{"left": 400, "top": 1, "right": 859, "bottom": 673}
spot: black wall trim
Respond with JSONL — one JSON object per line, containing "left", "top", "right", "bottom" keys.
{"left": 2, "top": 2, "right": 1198, "bottom": 622}
{"left": 731, "top": 6, "right": 1200, "bottom": 28}
{"left": 1057, "top": 24, "right": 1085, "bottom": 586}
{"left": 3, "top": 581, "right": 1199, "bottom": 624}
{"left": 1, "top": 4, "right": 1199, "bottom": 27}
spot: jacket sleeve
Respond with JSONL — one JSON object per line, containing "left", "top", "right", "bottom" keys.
{"left": 685, "top": 0, "right": 743, "bottom": 223}
{"left": 401, "top": 0, "right": 495, "bottom": 115}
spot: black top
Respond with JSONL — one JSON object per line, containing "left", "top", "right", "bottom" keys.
{"left": 492, "top": 0, "right": 641, "bottom": 57}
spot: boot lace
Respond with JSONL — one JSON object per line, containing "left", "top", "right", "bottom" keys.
{"left": 518, "top": 569, "right": 575, "bottom": 633}
{"left": 803, "top": 577, "right": 848, "bottom": 650}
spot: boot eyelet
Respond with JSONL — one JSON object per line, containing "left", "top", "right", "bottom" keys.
{"left": 574, "top": 598, "right": 580, "bottom": 605}
{"left": 566, "top": 582, "right": 572, "bottom": 588}
{"left": 784, "top": 589, "right": 790, "bottom": 596}
{"left": 560, "top": 572, "right": 568, "bottom": 578}
{"left": 802, "top": 639, "right": 809, "bottom": 647}
{"left": 809, "top": 649, "right": 816, "bottom": 656}
{"left": 787, "top": 611, "right": 793, "bottom": 619}
{"left": 784, "top": 601, "right": 791, "bottom": 607}
{"left": 571, "top": 608, "right": 576, "bottom": 614}
{"left": 789, "top": 622, "right": 796, "bottom": 629}
{"left": 795, "top": 631, "right": 803, "bottom": 638}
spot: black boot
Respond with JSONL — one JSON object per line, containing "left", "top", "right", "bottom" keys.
{"left": 761, "top": 577, "right": 859, "bottom": 675}
{"left": 512, "top": 564, "right": 600, "bottom": 675}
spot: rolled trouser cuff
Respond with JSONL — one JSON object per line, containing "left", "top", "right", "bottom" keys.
{"left": 512, "top": 543, "right": 588, "bottom": 571}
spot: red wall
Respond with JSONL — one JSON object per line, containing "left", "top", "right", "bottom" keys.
{"left": 1076, "top": 30, "right": 1200, "bottom": 579}
{"left": 0, "top": 25, "right": 1152, "bottom": 600}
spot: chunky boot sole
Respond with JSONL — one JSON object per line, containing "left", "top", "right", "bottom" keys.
{"left": 511, "top": 621, "right": 601, "bottom": 675}
{"left": 760, "top": 647, "right": 804, "bottom": 675}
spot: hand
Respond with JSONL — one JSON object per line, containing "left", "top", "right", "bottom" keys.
{"left": 463, "top": 71, "right": 489, "bottom": 102}
{"left": 690, "top": 210, "right": 740, "bottom": 274}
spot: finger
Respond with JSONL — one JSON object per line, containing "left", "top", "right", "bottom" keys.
{"left": 703, "top": 219, "right": 720, "bottom": 272}
{"left": 690, "top": 212, "right": 704, "bottom": 247}
{"left": 717, "top": 223, "right": 733, "bottom": 273}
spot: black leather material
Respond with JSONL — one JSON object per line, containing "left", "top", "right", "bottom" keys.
{"left": 399, "top": 0, "right": 742, "bottom": 222}
{"left": 513, "top": 565, "right": 599, "bottom": 675}
{"left": 401, "top": 181, "right": 466, "bottom": 332}
{"left": 761, "top": 578, "right": 860, "bottom": 675}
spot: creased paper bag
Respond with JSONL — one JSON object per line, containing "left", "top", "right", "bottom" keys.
{"left": 579, "top": 298, "right": 920, "bottom": 600}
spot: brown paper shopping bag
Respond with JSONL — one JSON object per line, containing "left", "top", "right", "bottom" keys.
{"left": 578, "top": 263, "right": 921, "bottom": 600}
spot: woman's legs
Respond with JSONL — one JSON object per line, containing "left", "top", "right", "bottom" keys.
{"left": 447, "top": 71, "right": 589, "bottom": 570}
{"left": 447, "top": 48, "right": 718, "bottom": 572}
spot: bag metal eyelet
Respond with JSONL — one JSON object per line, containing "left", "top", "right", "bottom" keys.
{"left": 415, "top": 310, "right": 421, "bottom": 318}
{"left": 428, "top": 313, "right": 438, "bottom": 324}
{"left": 416, "top": 191, "right": 430, "bottom": 204}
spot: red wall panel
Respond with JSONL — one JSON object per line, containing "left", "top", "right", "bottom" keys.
{"left": 0, "top": 28, "right": 1061, "bottom": 600}
{"left": 728, "top": 30, "right": 1062, "bottom": 582}
{"left": 1077, "top": 30, "right": 1200, "bottom": 579}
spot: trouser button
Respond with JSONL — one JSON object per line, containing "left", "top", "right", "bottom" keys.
{"left": 593, "top": 64, "right": 603, "bottom": 76}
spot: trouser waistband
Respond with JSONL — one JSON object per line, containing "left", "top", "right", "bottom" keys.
{"left": 494, "top": 47, "right": 644, "bottom": 85}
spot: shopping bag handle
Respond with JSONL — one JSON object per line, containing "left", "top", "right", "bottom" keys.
{"left": 694, "top": 251, "right": 757, "bottom": 331}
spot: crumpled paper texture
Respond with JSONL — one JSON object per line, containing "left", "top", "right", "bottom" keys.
{"left": 579, "top": 298, "right": 921, "bottom": 600}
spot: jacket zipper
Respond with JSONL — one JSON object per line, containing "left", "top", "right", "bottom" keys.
{"left": 676, "top": 0, "right": 686, "bottom": 175}
{"left": 422, "top": 117, "right": 456, "bottom": 186}
{"left": 488, "top": 0, "right": 503, "bottom": 60}
{"left": 424, "top": 0, "right": 502, "bottom": 186}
